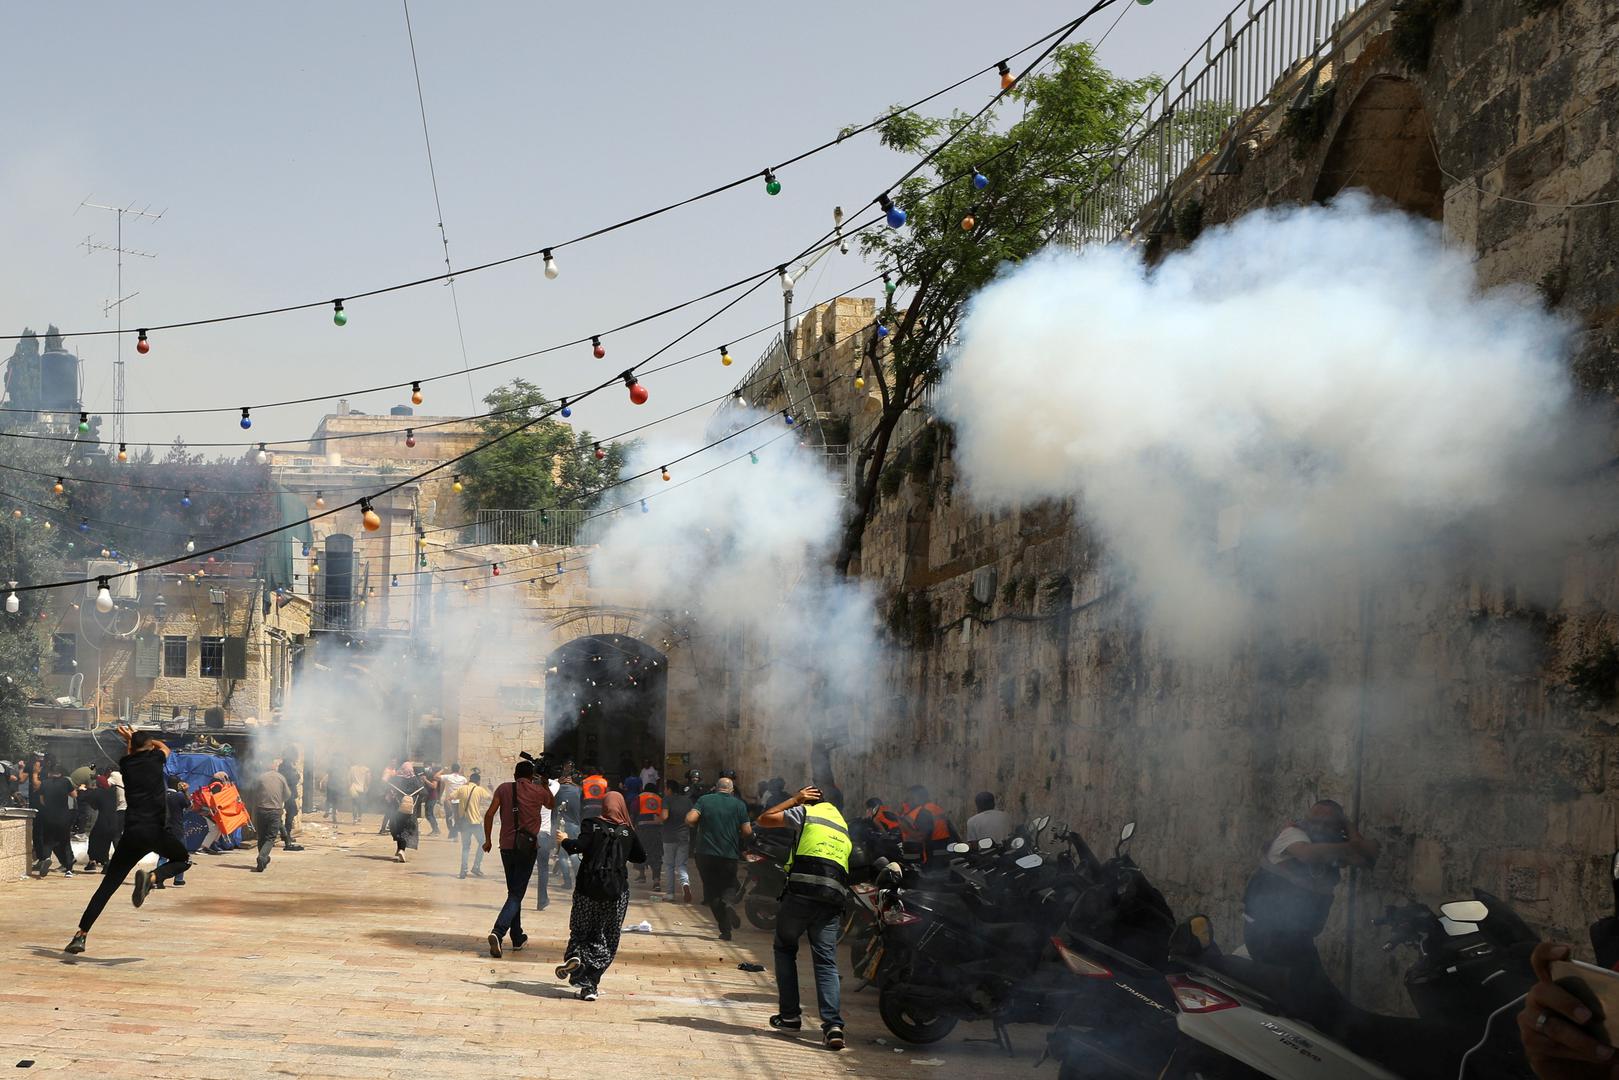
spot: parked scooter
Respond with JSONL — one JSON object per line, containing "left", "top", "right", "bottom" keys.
{"left": 1163, "top": 890, "right": 1538, "bottom": 1079}
{"left": 739, "top": 830, "right": 792, "bottom": 930}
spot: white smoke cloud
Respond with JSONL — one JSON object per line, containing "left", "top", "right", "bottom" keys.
{"left": 585, "top": 413, "right": 882, "bottom": 762}
{"left": 940, "top": 194, "right": 1599, "bottom": 652}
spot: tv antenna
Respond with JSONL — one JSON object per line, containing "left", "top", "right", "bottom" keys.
{"left": 78, "top": 197, "right": 164, "bottom": 448}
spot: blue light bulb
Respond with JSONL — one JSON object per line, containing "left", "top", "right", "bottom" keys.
{"left": 972, "top": 171, "right": 988, "bottom": 190}
{"left": 78, "top": 520, "right": 89, "bottom": 533}
{"left": 886, "top": 205, "right": 907, "bottom": 229}
{"left": 876, "top": 324, "right": 889, "bottom": 339}
{"left": 240, "top": 407, "right": 252, "bottom": 430}
{"left": 181, "top": 494, "right": 192, "bottom": 508}
{"left": 561, "top": 399, "right": 573, "bottom": 418}
{"left": 641, "top": 500, "right": 649, "bottom": 514}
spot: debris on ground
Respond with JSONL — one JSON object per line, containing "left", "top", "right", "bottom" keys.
{"left": 623, "top": 920, "right": 654, "bottom": 933}
{"left": 737, "top": 962, "right": 765, "bottom": 972}
{"left": 910, "top": 1059, "right": 945, "bottom": 1067}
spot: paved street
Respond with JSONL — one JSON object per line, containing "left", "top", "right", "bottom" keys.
{"left": 0, "top": 818, "right": 1023, "bottom": 1078}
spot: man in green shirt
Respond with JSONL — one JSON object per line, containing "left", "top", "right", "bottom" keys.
{"left": 686, "top": 777, "right": 753, "bottom": 940}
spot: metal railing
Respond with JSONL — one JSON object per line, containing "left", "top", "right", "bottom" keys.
{"left": 1057, "top": 0, "right": 1389, "bottom": 247}
{"left": 470, "top": 508, "right": 591, "bottom": 548}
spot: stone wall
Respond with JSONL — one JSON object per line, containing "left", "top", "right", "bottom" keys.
{"left": 713, "top": 0, "right": 1619, "bottom": 1009}
{"left": 0, "top": 813, "right": 32, "bottom": 886}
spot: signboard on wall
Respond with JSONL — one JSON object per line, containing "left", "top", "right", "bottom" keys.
{"left": 666, "top": 752, "right": 689, "bottom": 774}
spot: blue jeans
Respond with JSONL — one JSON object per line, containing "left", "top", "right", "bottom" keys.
{"left": 459, "top": 827, "right": 484, "bottom": 875}
{"left": 774, "top": 896, "right": 844, "bottom": 1029}
{"left": 493, "top": 848, "right": 536, "bottom": 941}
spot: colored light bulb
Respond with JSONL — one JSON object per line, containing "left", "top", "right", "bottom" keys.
{"left": 720, "top": 346, "right": 732, "bottom": 367}
{"left": 405, "top": 429, "right": 416, "bottom": 448}
{"left": 53, "top": 479, "right": 63, "bottom": 495}
{"left": 973, "top": 171, "right": 989, "bottom": 190}
{"left": 783, "top": 411, "right": 795, "bottom": 426}
{"left": 661, "top": 467, "right": 671, "bottom": 482}
{"left": 640, "top": 500, "right": 649, "bottom": 514}
{"left": 315, "top": 492, "right": 325, "bottom": 509}
{"left": 361, "top": 501, "right": 381, "bottom": 531}
{"left": 332, "top": 299, "right": 347, "bottom": 326}
{"left": 411, "top": 381, "right": 423, "bottom": 405}
{"left": 560, "top": 399, "right": 572, "bottom": 419}
{"left": 998, "top": 60, "right": 1014, "bottom": 90}
{"left": 962, "top": 214, "right": 976, "bottom": 231}
{"left": 877, "top": 323, "right": 889, "bottom": 338}
{"left": 594, "top": 443, "right": 605, "bottom": 461}
{"left": 136, "top": 329, "right": 150, "bottom": 354}
{"left": 879, "top": 193, "right": 906, "bottom": 229}
{"left": 883, "top": 272, "right": 897, "bottom": 296}
{"left": 181, "top": 492, "right": 192, "bottom": 508}
{"left": 78, "top": 412, "right": 89, "bottom": 434}
{"left": 592, "top": 336, "right": 606, "bottom": 359}
{"left": 764, "top": 169, "right": 781, "bottom": 196}
{"left": 117, "top": 444, "right": 128, "bottom": 463}
{"left": 855, "top": 376, "right": 865, "bottom": 390}
{"left": 79, "top": 520, "right": 88, "bottom": 532}
{"left": 240, "top": 407, "right": 252, "bottom": 430}
{"left": 492, "top": 564, "right": 501, "bottom": 577}
{"left": 628, "top": 380, "right": 649, "bottom": 406}
{"left": 750, "top": 452, "right": 759, "bottom": 465}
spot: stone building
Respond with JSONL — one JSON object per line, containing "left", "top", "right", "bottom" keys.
{"left": 710, "top": 0, "right": 1619, "bottom": 1009}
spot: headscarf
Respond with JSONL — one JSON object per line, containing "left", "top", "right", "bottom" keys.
{"left": 599, "top": 790, "right": 633, "bottom": 827}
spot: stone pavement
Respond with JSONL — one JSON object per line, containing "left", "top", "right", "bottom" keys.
{"left": 0, "top": 817, "right": 1030, "bottom": 1078}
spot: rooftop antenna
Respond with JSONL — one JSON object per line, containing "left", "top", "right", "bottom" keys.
{"left": 78, "top": 197, "right": 164, "bottom": 449}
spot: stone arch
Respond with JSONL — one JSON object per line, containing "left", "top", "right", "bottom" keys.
{"left": 1312, "top": 75, "right": 1443, "bottom": 220}
{"left": 543, "top": 605, "right": 686, "bottom": 654}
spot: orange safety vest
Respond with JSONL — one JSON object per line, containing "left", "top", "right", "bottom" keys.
{"left": 636, "top": 792, "right": 664, "bottom": 824}
{"left": 902, "top": 802, "right": 952, "bottom": 843}
{"left": 201, "top": 782, "right": 251, "bottom": 835}
{"left": 582, "top": 774, "right": 608, "bottom": 816}
{"left": 872, "top": 805, "right": 902, "bottom": 832}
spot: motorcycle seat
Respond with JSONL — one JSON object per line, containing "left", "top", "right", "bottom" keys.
{"left": 1188, "top": 954, "right": 1290, "bottom": 1013}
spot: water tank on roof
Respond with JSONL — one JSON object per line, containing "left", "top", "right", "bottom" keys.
{"left": 390, "top": 405, "right": 414, "bottom": 417}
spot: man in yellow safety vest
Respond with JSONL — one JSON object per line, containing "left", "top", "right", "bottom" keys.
{"left": 756, "top": 784, "right": 850, "bottom": 1052}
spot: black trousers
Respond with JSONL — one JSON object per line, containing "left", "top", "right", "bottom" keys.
{"left": 77, "top": 825, "right": 190, "bottom": 932}
{"left": 38, "top": 819, "right": 74, "bottom": 871}
{"left": 695, "top": 853, "right": 739, "bottom": 930}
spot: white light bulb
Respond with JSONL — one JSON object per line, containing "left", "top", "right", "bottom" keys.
{"left": 5, "top": 590, "right": 18, "bottom": 615}
{"left": 95, "top": 586, "right": 114, "bottom": 613}
{"left": 544, "top": 255, "right": 559, "bottom": 280}
{"left": 186, "top": 538, "right": 196, "bottom": 553}
{"left": 257, "top": 450, "right": 269, "bottom": 465}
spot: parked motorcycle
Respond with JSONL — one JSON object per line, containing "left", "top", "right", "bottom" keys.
{"left": 1045, "top": 821, "right": 1184, "bottom": 1078}
{"left": 1163, "top": 889, "right": 1538, "bottom": 1079}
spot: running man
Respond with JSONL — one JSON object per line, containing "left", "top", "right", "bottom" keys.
{"left": 65, "top": 726, "right": 193, "bottom": 955}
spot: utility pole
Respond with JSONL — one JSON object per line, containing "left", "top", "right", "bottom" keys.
{"left": 78, "top": 197, "right": 164, "bottom": 449}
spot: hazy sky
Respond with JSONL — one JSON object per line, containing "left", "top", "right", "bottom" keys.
{"left": 3, "top": 2, "right": 1217, "bottom": 455}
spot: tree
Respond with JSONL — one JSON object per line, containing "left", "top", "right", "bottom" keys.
{"left": 836, "top": 44, "right": 1159, "bottom": 572}
{"left": 457, "top": 379, "right": 628, "bottom": 514}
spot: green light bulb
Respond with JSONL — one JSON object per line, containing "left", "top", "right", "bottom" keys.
{"left": 766, "top": 179, "right": 782, "bottom": 196}
{"left": 78, "top": 420, "right": 89, "bottom": 433}
{"left": 333, "top": 309, "right": 348, "bottom": 326}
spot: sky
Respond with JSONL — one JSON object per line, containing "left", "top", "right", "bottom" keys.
{"left": 1, "top": 1, "right": 1220, "bottom": 458}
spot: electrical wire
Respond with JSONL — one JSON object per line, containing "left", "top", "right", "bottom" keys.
{"left": 0, "top": 12, "right": 1097, "bottom": 346}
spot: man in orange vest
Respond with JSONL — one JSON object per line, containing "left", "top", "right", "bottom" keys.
{"left": 900, "top": 785, "right": 956, "bottom": 861}
{"left": 634, "top": 781, "right": 668, "bottom": 888}
{"left": 581, "top": 767, "right": 608, "bottom": 820}
{"left": 865, "top": 797, "right": 902, "bottom": 833}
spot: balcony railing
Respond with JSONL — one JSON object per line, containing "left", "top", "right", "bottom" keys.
{"left": 1056, "top": 0, "right": 1388, "bottom": 248}
{"left": 469, "top": 508, "right": 591, "bottom": 548}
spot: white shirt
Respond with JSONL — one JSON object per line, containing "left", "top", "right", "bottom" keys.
{"left": 1266, "top": 825, "right": 1311, "bottom": 865}
{"left": 540, "top": 779, "right": 558, "bottom": 834}
{"left": 639, "top": 766, "right": 660, "bottom": 788}
{"left": 964, "top": 809, "right": 1012, "bottom": 844}
{"left": 109, "top": 771, "right": 126, "bottom": 812}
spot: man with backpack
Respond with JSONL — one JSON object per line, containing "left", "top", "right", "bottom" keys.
{"left": 482, "top": 757, "right": 553, "bottom": 958}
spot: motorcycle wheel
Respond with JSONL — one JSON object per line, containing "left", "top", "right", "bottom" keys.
{"left": 744, "top": 894, "right": 778, "bottom": 931}
{"left": 878, "top": 987, "right": 959, "bottom": 1044}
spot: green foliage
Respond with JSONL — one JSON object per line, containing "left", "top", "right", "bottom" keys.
{"left": 1280, "top": 82, "right": 1338, "bottom": 156}
{"left": 457, "top": 379, "right": 627, "bottom": 512}
{"left": 69, "top": 461, "right": 278, "bottom": 563}
{"left": 840, "top": 44, "right": 1156, "bottom": 572}
{"left": 1392, "top": 0, "right": 1462, "bottom": 71}
{"left": 1175, "top": 199, "right": 1205, "bottom": 242}
{"left": 0, "top": 444, "right": 62, "bottom": 758}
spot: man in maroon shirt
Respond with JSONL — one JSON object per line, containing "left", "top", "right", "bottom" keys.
{"left": 482, "top": 757, "right": 554, "bottom": 958}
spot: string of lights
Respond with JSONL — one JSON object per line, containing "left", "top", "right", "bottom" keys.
{"left": 0, "top": 11, "right": 1094, "bottom": 349}
{"left": 1, "top": 7, "right": 1092, "bottom": 599}
{"left": 0, "top": 284, "right": 887, "bottom": 498}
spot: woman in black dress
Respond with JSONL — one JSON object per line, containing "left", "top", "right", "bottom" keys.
{"left": 556, "top": 791, "right": 645, "bottom": 1001}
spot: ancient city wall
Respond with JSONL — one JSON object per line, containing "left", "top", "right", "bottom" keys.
{"left": 722, "top": 0, "right": 1619, "bottom": 1007}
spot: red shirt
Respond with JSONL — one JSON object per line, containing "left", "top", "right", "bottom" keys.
{"left": 493, "top": 779, "right": 555, "bottom": 851}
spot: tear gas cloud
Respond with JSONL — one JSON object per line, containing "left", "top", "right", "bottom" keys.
{"left": 940, "top": 195, "right": 1606, "bottom": 652}
{"left": 585, "top": 417, "right": 881, "bottom": 757}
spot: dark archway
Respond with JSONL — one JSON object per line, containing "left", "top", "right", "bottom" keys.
{"left": 544, "top": 634, "right": 667, "bottom": 785}
{"left": 1312, "top": 75, "right": 1443, "bottom": 220}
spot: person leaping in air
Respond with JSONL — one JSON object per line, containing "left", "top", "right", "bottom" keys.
{"left": 65, "top": 726, "right": 194, "bottom": 955}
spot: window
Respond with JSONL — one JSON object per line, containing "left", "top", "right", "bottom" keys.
{"left": 224, "top": 636, "right": 248, "bottom": 680}
{"left": 200, "top": 636, "right": 225, "bottom": 678}
{"left": 163, "top": 636, "right": 188, "bottom": 678}
{"left": 134, "top": 635, "right": 161, "bottom": 679}
{"left": 51, "top": 634, "right": 76, "bottom": 674}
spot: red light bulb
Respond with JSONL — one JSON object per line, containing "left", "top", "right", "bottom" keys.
{"left": 592, "top": 336, "right": 606, "bottom": 359}
{"left": 628, "top": 381, "right": 649, "bottom": 406}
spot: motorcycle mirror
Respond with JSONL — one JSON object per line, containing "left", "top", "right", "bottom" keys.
{"left": 1014, "top": 854, "right": 1043, "bottom": 870}
{"left": 947, "top": 842, "right": 969, "bottom": 854}
{"left": 1035, "top": 815, "right": 1050, "bottom": 831}
{"left": 978, "top": 837, "right": 995, "bottom": 851}
{"left": 1120, "top": 821, "right": 1136, "bottom": 843}
{"left": 1010, "top": 837, "right": 1025, "bottom": 851}
{"left": 1438, "top": 899, "right": 1489, "bottom": 924}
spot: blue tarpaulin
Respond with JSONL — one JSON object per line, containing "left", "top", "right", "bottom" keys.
{"left": 164, "top": 752, "right": 244, "bottom": 851}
